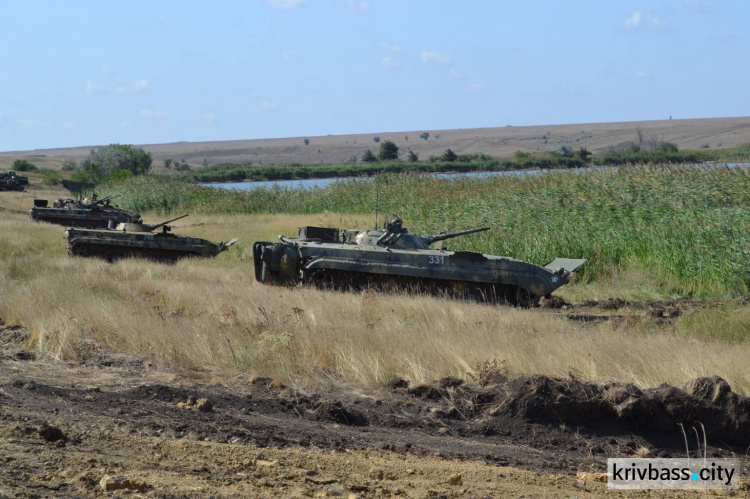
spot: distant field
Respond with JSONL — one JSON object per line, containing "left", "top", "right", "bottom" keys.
{"left": 2, "top": 116, "right": 750, "bottom": 170}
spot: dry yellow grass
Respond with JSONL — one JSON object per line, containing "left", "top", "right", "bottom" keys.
{"left": 2, "top": 186, "right": 750, "bottom": 394}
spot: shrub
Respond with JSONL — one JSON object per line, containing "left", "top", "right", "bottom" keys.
{"left": 12, "top": 159, "right": 37, "bottom": 171}
{"left": 42, "top": 170, "right": 60, "bottom": 186}
{"left": 441, "top": 149, "right": 458, "bottom": 162}
{"left": 362, "top": 149, "right": 377, "bottom": 163}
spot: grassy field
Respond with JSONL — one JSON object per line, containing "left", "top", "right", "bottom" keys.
{"left": 2, "top": 180, "right": 750, "bottom": 395}
{"left": 95, "top": 165, "right": 750, "bottom": 298}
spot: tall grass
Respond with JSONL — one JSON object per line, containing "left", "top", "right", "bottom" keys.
{"left": 99, "top": 165, "right": 750, "bottom": 297}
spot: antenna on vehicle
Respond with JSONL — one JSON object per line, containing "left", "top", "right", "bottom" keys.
{"left": 374, "top": 178, "right": 379, "bottom": 230}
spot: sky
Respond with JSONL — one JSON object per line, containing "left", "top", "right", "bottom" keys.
{"left": 1, "top": 0, "right": 748, "bottom": 151}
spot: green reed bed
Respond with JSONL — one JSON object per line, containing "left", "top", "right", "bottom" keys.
{"left": 100, "top": 165, "right": 750, "bottom": 297}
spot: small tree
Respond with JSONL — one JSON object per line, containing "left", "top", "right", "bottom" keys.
{"left": 12, "top": 159, "right": 37, "bottom": 171}
{"left": 420, "top": 132, "right": 430, "bottom": 141}
{"left": 378, "top": 140, "right": 399, "bottom": 161}
{"left": 163, "top": 158, "right": 173, "bottom": 169}
{"left": 42, "top": 170, "right": 60, "bottom": 186}
{"left": 373, "top": 136, "right": 380, "bottom": 143}
{"left": 557, "top": 145, "right": 573, "bottom": 157}
{"left": 441, "top": 149, "right": 457, "bottom": 162}
{"left": 577, "top": 147, "right": 591, "bottom": 161}
{"left": 304, "top": 139, "right": 310, "bottom": 145}
{"left": 407, "top": 148, "right": 418, "bottom": 162}
{"left": 362, "top": 149, "right": 377, "bottom": 162}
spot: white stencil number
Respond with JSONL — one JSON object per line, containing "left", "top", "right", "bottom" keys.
{"left": 428, "top": 255, "right": 445, "bottom": 265}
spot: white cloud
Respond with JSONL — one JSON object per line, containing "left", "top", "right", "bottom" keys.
{"left": 381, "top": 57, "right": 399, "bottom": 71}
{"left": 268, "top": 0, "right": 305, "bottom": 10}
{"left": 466, "top": 83, "right": 489, "bottom": 93}
{"left": 101, "top": 64, "right": 115, "bottom": 75}
{"left": 348, "top": 0, "right": 370, "bottom": 11}
{"left": 255, "top": 101, "right": 278, "bottom": 112}
{"left": 623, "top": 11, "right": 665, "bottom": 30}
{"left": 420, "top": 51, "right": 451, "bottom": 65}
{"left": 0, "top": 111, "right": 4, "bottom": 118}
{"left": 450, "top": 68, "right": 463, "bottom": 79}
{"left": 635, "top": 70, "right": 650, "bottom": 78}
{"left": 379, "top": 43, "right": 402, "bottom": 53}
{"left": 120, "top": 121, "right": 132, "bottom": 129}
{"left": 140, "top": 109, "right": 168, "bottom": 119}
{"left": 200, "top": 113, "right": 216, "bottom": 122}
{"left": 114, "top": 79, "right": 148, "bottom": 93}
{"left": 62, "top": 121, "right": 78, "bottom": 131}
{"left": 281, "top": 50, "right": 299, "bottom": 62}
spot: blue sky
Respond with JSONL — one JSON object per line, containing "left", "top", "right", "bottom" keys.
{"left": 1, "top": 0, "right": 747, "bottom": 151}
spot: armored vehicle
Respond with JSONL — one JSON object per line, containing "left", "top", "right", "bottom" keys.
{"left": 29, "top": 195, "right": 142, "bottom": 228}
{"left": 1, "top": 171, "right": 29, "bottom": 186}
{"left": 253, "top": 214, "right": 586, "bottom": 306}
{"left": 64, "top": 214, "right": 239, "bottom": 262}
{"left": 0, "top": 179, "right": 23, "bottom": 191}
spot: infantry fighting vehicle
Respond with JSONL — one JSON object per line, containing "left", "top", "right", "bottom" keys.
{"left": 29, "top": 195, "right": 142, "bottom": 228}
{"left": 64, "top": 214, "right": 239, "bottom": 262}
{"left": 0, "top": 178, "right": 23, "bottom": 191}
{"left": 1, "top": 171, "right": 29, "bottom": 186}
{"left": 253, "top": 214, "right": 585, "bottom": 306}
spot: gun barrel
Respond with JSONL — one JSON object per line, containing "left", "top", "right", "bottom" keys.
{"left": 424, "top": 226, "right": 490, "bottom": 244}
{"left": 152, "top": 213, "right": 189, "bottom": 230}
{"left": 95, "top": 194, "right": 119, "bottom": 204}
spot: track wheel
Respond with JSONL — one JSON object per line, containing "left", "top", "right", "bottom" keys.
{"left": 311, "top": 270, "right": 333, "bottom": 289}
{"left": 69, "top": 243, "right": 88, "bottom": 257}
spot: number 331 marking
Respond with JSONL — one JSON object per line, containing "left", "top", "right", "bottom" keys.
{"left": 428, "top": 256, "right": 445, "bottom": 264}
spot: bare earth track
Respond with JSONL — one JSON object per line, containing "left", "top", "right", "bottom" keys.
{"left": 2, "top": 305, "right": 748, "bottom": 497}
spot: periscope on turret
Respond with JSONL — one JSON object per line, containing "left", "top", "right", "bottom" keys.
{"left": 253, "top": 214, "right": 586, "bottom": 307}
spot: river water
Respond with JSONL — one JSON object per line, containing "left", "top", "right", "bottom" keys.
{"left": 201, "top": 163, "right": 747, "bottom": 192}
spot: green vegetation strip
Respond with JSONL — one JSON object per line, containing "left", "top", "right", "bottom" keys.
{"left": 165, "top": 143, "right": 750, "bottom": 183}
{"left": 100, "top": 165, "right": 750, "bottom": 298}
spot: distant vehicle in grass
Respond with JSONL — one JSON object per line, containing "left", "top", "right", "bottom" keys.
{"left": 29, "top": 194, "right": 142, "bottom": 228}
{"left": 253, "top": 214, "right": 585, "bottom": 307}
{"left": 64, "top": 214, "right": 239, "bottom": 262}
{"left": 0, "top": 178, "right": 24, "bottom": 191}
{"left": 1, "top": 171, "right": 29, "bottom": 186}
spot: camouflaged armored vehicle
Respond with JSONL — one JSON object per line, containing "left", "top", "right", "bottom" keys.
{"left": 253, "top": 214, "right": 585, "bottom": 306}
{"left": 1, "top": 171, "right": 29, "bottom": 186}
{"left": 64, "top": 214, "right": 239, "bottom": 262}
{"left": 0, "top": 178, "right": 23, "bottom": 191}
{"left": 29, "top": 195, "right": 142, "bottom": 228}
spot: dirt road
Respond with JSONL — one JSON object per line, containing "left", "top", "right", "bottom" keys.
{"left": 2, "top": 317, "right": 748, "bottom": 497}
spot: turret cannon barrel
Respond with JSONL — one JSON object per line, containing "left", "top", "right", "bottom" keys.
{"left": 93, "top": 194, "right": 119, "bottom": 205}
{"left": 148, "top": 214, "right": 189, "bottom": 231}
{"left": 421, "top": 226, "right": 490, "bottom": 246}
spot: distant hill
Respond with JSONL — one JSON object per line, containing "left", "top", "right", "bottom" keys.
{"left": 2, "top": 116, "right": 749, "bottom": 171}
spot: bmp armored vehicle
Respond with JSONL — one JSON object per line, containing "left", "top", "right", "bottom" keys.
{"left": 0, "top": 179, "right": 23, "bottom": 191}
{"left": 29, "top": 195, "right": 142, "bottom": 228}
{"left": 1, "top": 171, "right": 29, "bottom": 186}
{"left": 253, "top": 214, "right": 586, "bottom": 306}
{"left": 64, "top": 214, "right": 239, "bottom": 262}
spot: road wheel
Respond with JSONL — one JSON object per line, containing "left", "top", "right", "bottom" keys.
{"left": 69, "top": 243, "right": 88, "bottom": 257}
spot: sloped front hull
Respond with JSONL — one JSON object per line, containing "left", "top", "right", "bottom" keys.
{"left": 253, "top": 241, "right": 579, "bottom": 306}
{"left": 65, "top": 230, "right": 228, "bottom": 262}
